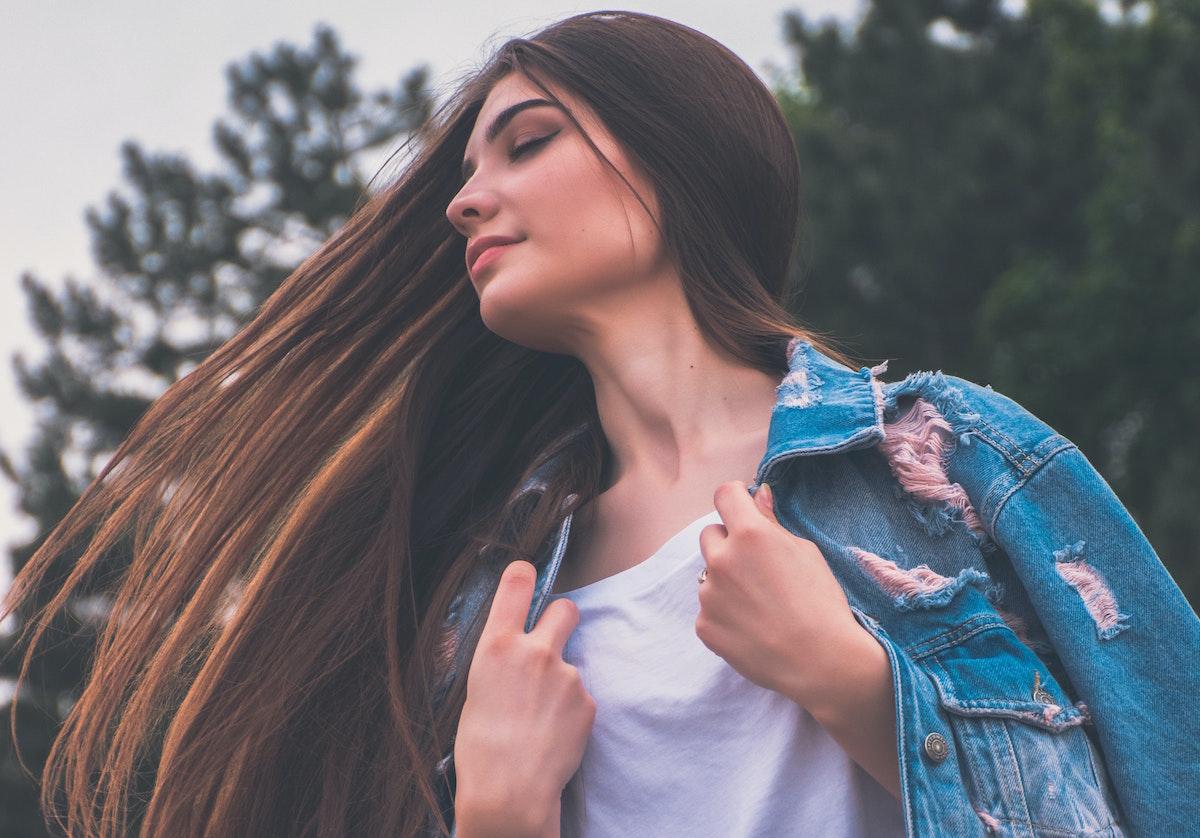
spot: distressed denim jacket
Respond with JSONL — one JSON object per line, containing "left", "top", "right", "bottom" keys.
{"left": 425, "top": 339, "right": 1200, "bottom": 837}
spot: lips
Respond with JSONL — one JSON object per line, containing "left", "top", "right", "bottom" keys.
{"left": 470, "top": 242, "right": 519, "bottom": 275}
{"left": 466, "top": 235, "right": 524, "bottom": 274}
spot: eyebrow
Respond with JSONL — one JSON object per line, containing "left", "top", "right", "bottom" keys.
{"left": 460, "top": 98, "right": 564, "bottom": 181}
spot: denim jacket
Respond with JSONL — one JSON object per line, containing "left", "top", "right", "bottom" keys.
{"left": 426, "top": 339, "right": 1200, "bottom": 837}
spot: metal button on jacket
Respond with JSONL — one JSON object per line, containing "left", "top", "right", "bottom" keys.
{"left": 1032, "top": 671, "right": 1055, "bottom": 704}
{"left": 924, "top": 732, "right": 950, "bottom": 762}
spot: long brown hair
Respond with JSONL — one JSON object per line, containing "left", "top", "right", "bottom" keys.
{"left": 2, "top": 10, "right": 860, "bottom": 837}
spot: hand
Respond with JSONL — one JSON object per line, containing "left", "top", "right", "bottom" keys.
{"left": 453, "top": 560, "right": 594, "bottom": 836}
{"left": 695, "top": 480, "right": 867, "bottom": 708}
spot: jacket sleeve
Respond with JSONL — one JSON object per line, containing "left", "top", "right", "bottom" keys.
{"left": 940, "top": 378, "right": 1200, "bottom": 837}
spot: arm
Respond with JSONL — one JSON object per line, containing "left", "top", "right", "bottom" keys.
{"left": 880, "top": 371, "right": 1200, "bottom": 834}
{"left": 982, "top": 443, "right": 1200, "bottom": 836}
{"left": 788, "top": 622, "right": 902, "bottom": 800}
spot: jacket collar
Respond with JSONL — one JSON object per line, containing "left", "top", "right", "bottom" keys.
{"left": 752, "top": 338, "right": 888, "bottom": 488}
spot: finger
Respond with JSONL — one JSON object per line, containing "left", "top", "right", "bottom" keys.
{"left": 752, "top": 482, "right": 777, "bottom": 522}
{"left": 712, "top": 479, "right": 760, "bottom": 532}
{"left": 698, "top": 521, "right": 727, "bottom": 561}
{"left": 480, "top": 560, "right": 538, "bottom": 638}
{"left": 530, "top": 596, "right": 581, "bottom": 656}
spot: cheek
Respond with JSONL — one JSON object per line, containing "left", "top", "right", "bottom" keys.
{"left": 534, "top": 188, "right": 659, "bottom": 290}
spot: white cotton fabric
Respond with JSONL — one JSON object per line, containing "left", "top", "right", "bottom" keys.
{"left": 546, "top": 508, "right": 907, "bottom": 838}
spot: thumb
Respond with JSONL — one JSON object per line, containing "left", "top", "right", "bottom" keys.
{"left": 753, "top": 482, "right": 776, "bottom": 521}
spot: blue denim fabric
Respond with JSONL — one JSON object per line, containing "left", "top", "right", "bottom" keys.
{"left": 426, "top": 340, "right": 1200, "bottom": 837}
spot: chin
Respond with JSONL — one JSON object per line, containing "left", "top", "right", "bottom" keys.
{"left": 478, "top": 277, "right": 535, "bottom": 339}
{"left": 477, "top": 280, "right": 565, "bottom": 354}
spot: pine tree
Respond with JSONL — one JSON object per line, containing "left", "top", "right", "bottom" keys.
{"left": 779, "top": 0, "right": 1199, "bottom": 605}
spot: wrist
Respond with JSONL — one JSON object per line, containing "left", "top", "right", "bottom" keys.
{"left": 455, "top": 788, "right": 561, "bottom": 838}
{"left": 788, "top": 623, "right": 889, "bottom": 724}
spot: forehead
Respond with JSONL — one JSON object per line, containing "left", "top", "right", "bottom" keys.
{"left": 479, "top": 72, "right": 548, "bottom": 114}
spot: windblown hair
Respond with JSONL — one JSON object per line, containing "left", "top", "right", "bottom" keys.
{"left": 2, "top": 9, "right": 859, "bottom": 837}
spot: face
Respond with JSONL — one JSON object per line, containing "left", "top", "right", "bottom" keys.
{"left": 446, "top": 72, "right": 670, "bottom": 354}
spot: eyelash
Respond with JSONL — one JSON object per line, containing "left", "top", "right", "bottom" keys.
{"left": 461, "top": 131, "right": 558, "bottom": 186}
{"left": 509, "top": 131, "right": 557, "bottom": 160}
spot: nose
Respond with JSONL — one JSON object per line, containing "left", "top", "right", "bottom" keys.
{"left": 446, "top": 180, "right": 501, "bottom": 234}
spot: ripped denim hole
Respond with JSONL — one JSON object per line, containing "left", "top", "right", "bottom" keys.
{"left": 877, "top": 396, "right": 987, "bottom": 540}
{"left": 778, "top": 336, "right": 824, "bottom": 407}
{"left": 1053, "top": 540, "right": 1131, "bottom": 640}
{"left": 849, "top": 546, "right": 998, "bottom": 610}
{"left": 975, "top": 809, "right": 1001, "bottom": 833}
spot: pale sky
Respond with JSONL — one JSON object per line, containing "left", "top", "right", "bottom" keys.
{"left": 0, "top": 0, "right": 868, "bottom": 644}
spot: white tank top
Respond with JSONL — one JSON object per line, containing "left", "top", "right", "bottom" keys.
{"left": 546, "top": 509, "right": 907, "bottom": 837}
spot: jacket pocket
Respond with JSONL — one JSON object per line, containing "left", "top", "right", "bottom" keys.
{"left": 913, "top": 616, "right": 1125, "bottom": 836}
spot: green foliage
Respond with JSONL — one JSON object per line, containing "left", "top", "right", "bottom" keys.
{"left": 0, "top": 24, "right": 432, "bottom": 836}
{"left": 778, "top": 0, "right": 1198, "bottom": 605}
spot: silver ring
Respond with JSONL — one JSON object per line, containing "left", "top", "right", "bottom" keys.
{"left": 697, "top": 567, "right": 707, "bottom": 584}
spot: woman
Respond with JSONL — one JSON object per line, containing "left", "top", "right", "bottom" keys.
{"left": 4, "top": 10, "right": 1196, "bottom": 838}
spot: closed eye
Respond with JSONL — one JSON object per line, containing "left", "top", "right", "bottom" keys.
{"left": 459, "top": 130, "right": 561, "bottom": 188}
{"left": 509, "top": 130, "right": 559, "bottom": 161}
